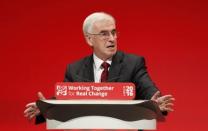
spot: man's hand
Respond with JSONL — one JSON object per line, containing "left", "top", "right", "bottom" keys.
{"left": 24, "top": 92, "right": 45, "bottom": 120}
{"left": 151, "top": 91, "right": 175, "bottom": 112}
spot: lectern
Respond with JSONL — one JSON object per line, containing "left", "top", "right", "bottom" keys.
{"left": 36, "top": 99, "right": 164, "bottom": 130}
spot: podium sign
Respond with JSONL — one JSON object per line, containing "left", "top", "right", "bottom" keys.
{"left": 55, "top": 82, "right": 135, "bottom": 100}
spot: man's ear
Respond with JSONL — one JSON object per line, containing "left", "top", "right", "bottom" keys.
{"left": 85, "top": 34, "right": 93, "bottom": 47}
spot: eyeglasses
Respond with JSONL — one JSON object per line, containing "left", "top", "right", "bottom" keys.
{"left": 87, "top": 29, "right": 118, "bottom": 40}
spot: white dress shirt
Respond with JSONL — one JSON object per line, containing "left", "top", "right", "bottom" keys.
{"left": 93, "top": 54, "right": 112, "bottom": 83}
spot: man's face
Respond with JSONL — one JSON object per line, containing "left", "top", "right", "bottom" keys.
{"left": 87, "top": 18, "right": 117, "bottom": 60}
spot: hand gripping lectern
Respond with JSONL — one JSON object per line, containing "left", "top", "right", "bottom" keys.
{"left": 36, "top": 82, "right": 165, "bottom": 130}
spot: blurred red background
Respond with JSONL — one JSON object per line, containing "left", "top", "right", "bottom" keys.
{"left": 1, "top": 0, "right": 208, "bottom": 131}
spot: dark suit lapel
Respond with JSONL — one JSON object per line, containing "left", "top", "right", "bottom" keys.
{"left": 108, "top": 51, "right": 124, "bottom": 82}
{"left": 76, "top": 55, "right": 94, "bottom": 82}
{"left": 76, "top": 52, "right": 124, "bottom": 82}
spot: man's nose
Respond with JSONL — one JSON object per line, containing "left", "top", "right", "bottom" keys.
{"left": 108, "top": 33, "right": 116, "bottom": 41}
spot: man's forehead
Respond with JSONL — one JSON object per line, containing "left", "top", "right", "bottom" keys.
{"left": 92, "top": 19, "right": 116, "bottom": 32}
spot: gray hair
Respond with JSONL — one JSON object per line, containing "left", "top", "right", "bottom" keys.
{"left": 82, "top": 12, "right": 115, "bottom": 35}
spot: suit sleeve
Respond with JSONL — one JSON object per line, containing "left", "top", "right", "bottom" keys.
{"left": 133, "top": 57, "right": 168, "bottom": 115}
{"left": 35, "top": 65, "right": 72, "bottom": 124}
{"left": 35, "top": 96, "right": 56, "bottom": 124}
{"left": 64, "top": 64, "right": 73, "bottom": 82}
{"left": 133, "top": 57, "right": 159, "bottom": 100}
{"left": 35, "top": 114, "right": 46, "bottom": 124}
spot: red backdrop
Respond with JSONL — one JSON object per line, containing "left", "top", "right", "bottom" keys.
{"left": 1, "top": 0, "right": 208, "bottom": 131}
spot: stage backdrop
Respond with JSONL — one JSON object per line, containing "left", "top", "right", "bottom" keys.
{"left": 1, "top": 0, "right": 208, "bottom": 131}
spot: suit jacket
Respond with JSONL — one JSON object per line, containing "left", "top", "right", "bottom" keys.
{"left": 64, "top": 51, "right": 159, "bottom": 100}
{"left": 35, "top": 51, "right": 160, "bottom": 124}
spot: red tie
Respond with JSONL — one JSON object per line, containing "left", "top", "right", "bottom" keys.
{"left": 101, "top": 62, "right": 110, "bottom": 82}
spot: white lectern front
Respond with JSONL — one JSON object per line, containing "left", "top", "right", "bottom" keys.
{"left": 36, "top": 100, "right": 164, "bottom": 130}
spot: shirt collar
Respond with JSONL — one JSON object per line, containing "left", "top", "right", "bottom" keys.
{"left": 93, "top": 53, "right": 112, "bottom": 70}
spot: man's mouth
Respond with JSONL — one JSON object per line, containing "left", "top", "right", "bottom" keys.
{"left": 106, "top": 45, "right": 115, "bottom": 48}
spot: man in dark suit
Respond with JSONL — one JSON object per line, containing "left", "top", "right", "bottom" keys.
{"left": 24, "top": 12, "right": 174, "bottom": 123}
{"left": 64, "top": 51, "right": 158, "bottom": 100}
